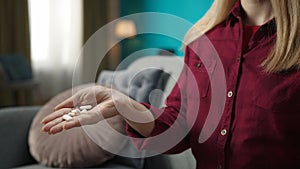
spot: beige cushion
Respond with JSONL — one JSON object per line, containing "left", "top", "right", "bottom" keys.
{"left": 28, "top": 84, "right": 127, "bottom": 168}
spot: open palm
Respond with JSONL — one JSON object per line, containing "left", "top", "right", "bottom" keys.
{"left": 40, "top": 85, "right": 121, "bottom": 134}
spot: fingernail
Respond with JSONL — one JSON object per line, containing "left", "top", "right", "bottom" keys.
{"left": 41, "top": 118, "right": 46, "bottom": 123}
{"left": 50, "top": 129, "right": 55, "bottom": 134}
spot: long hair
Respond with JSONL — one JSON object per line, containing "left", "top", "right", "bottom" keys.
{"left": 184, "top": 0, "right": 300, "bottom": 73}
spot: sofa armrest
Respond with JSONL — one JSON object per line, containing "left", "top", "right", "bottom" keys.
{"left": 0, "top": 106, "right": 40, "bottom": 169}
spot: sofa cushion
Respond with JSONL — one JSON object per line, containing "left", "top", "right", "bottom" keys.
{"left": 28, "top": 84, "right": 127, "bottom": 168}
{"left": 0, "top": 107, "right": 40, "bottom": 169}
{"left": 14, "top": 164, "right": 137, "bottom": 169}
{"left": 98, "top": 68, "right": 170, "bottom": 108}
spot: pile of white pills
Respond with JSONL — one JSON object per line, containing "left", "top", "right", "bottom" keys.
{"left": 62, "top": 105, "right": 93, "bottom": 122}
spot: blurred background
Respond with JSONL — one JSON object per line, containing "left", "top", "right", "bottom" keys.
{"left": 0, "top": 0, "right": 212, "bottom": 107}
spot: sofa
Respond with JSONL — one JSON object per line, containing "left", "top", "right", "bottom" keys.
{"left": 0, "top": 56, "right": 196, "bottom": 169}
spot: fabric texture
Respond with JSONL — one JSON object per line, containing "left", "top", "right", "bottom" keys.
{"left": 98, "top": 68, "right": 170, "bottom": 108}
{"left": 28, "top": 84, "right": 126, "bottom": 168}
{"left": 14, "top": 164, "right": 137, "bottom": 169}
{"left": 0, "top": 107, "right": 40, "bottom": 169}
{"left": 242, "top": 25, "right": 260, "bottom": 52}
{"left": 127, "top": 1, "right": 300, "bottom": 169}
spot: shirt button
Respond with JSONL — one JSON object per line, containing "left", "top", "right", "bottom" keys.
{"left": 196, "top": 63, "right": 201, "bottom": 68}
{"left": 221, "top": 129, "right": 227, "bottom": 136}
{"left": 227, "top": 91, "right": 233, "bottom": 98}
{"left": 237, "top": 57, "right": 241, "bottom": 61}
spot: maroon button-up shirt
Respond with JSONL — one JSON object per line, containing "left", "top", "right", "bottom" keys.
{"left": 127, "top": 1, "right": 300, "bottom": 169}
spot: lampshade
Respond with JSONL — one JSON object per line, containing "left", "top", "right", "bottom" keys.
{"left": 115, "top": 20, "right": 137, "bottom": 38}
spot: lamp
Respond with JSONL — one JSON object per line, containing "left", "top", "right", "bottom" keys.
{"left": 115, "top": 20, "right": 137, "bottom": 38}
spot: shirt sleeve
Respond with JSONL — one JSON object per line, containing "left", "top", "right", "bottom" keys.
{"left": 126, "top": 47, "right": 191, "bottom": 154}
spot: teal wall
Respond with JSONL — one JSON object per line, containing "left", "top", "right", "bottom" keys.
{"left": 119, "top": 0, "right": 213, "bottom": 66}
{"left": 142, "top": 0, "right": 213, "bottom": 23}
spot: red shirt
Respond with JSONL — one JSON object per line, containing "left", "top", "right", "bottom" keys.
{"left": 242, "top": 25, "right": 260, "bottom": 52}
{"left": 127, "top": 1, "right": 300, "bottom": 169}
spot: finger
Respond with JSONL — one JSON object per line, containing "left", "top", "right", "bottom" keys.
{"left": 61, "top": 107, "right": 103, "bottom": 130}
{"left": 54, "top": 96, "right": 75, "bottom": 111}
{"left": 62, "top": 111, "right": 101, "bottom": 131}
{"left": 77, "top": 109, "right": 104, "bottom": 126}
{"left": 66, "top": 104, "right": 111, "bottom": 127}
{"left": 62, "top": 110, "right": 101, "bottom": 130}
{"left": 41, "top": 117, "right": 64, "bottom": 132}
{"left": 46, "top": 101, "right": 118, "bottom": 132}
{"left": 49, "top": 121, "right": 67, "bottom": 134}
{"left": 63, "top": 117, "right": 81, "bottom": 130}
{"left": 41, "top": 108, "right": 71, "bottom": 124}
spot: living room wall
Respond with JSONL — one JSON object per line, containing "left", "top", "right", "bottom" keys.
{"left": 119, "top": 0, "right": 213, "bottom": 61}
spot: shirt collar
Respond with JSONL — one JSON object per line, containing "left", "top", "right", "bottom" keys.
{"left": 226, "top": 0, "right": 276, "bottom": 35}
{"left": 230, "top": 0, "right": 242, "bottom": 19}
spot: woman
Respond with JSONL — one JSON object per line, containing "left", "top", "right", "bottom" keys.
{"left": 41, "top": 0, "right": 300, "bottom": 168}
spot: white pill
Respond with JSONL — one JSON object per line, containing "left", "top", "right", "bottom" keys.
{"left": 68, "top": 112, "right": 76, "bottom": 117}
{"left": 62, "top": 114, "right": 73, "bottom": 121}
{"left": 71, "top": 109, "right": 81, "bottom": 115}
{"left": 71, "top": 109, "right": 77, "bottom": 113}
{"left": 80, "top": 109, "right": 88, "bottom": 114}
{"left": 79, "top": 105, "right": 92, "bottom": 110}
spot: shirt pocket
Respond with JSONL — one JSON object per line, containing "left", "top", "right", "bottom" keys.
{"left": 251, "top": 73, "right": 294, "bottom": 111}
{"left": 188, "top": 56, "right": 217, "bottom": 98}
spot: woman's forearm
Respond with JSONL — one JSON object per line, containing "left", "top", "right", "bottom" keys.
{"left": 126, "top": 119, "right": 155, "bottom": 138}
{"left": 116, "top": 98, "right": 155, "bottom": 137}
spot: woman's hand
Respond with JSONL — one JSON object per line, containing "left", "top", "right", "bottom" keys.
{"left": 40, "top": 85, "right": 121, "bottom": 134}
{"left": 40, "top": 85, "right": 155, "bottom": 136}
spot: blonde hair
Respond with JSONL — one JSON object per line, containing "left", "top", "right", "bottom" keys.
{"left": 184, "top": 0, "right": 300, "bottom": 73}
